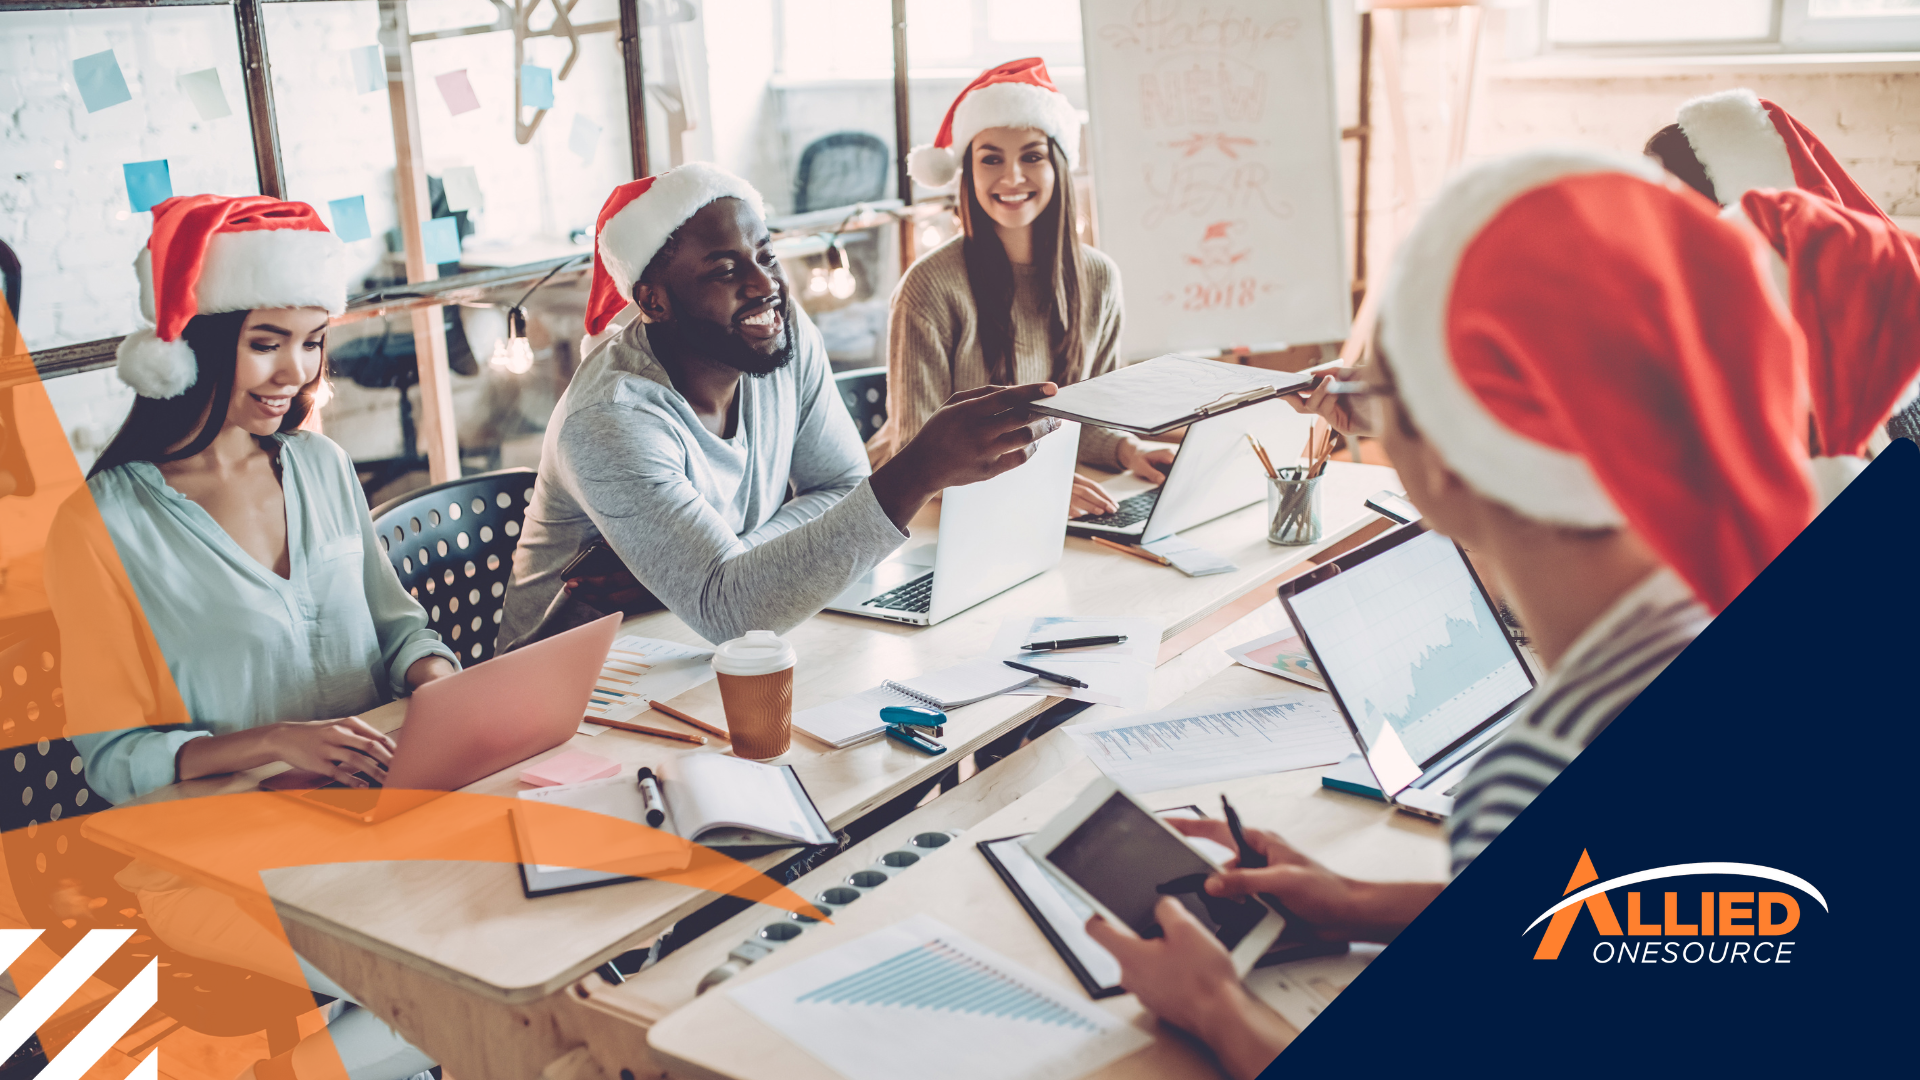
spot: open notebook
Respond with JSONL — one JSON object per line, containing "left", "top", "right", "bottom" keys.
{"left": 792, "top": 659, "right": 1038, "bottom": 749}
{"left": 511, "top": 755, "right": 834, "bottom": 897}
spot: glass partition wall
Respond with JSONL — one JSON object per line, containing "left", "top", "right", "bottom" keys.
{"left": 4, "top": 0, "right": 989, "bottom": 500}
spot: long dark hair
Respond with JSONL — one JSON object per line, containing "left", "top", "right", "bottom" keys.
{"left": 958, "top": 137, "right": 1085, "bottom": 387}
{"left": 89, "top": 310, "right": 324, "bottom": 479}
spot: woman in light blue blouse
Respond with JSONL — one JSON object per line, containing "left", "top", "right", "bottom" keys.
{"left": 46, "top": 195, "right": 453, "bottom": 1080}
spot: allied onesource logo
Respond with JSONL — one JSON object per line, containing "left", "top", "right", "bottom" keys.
{"left": 1525, "top": 850, "right": 1827, "bottom": 964}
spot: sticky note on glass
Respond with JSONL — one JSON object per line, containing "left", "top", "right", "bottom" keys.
{"left": 422, "top": 216, "right": 462, "bottom": 264}
{"left": 123, "top": 160, "right": 173, "bottom": 213}
{"left": 329, "top": 195, "right": 371, "bottom": 243}
{"left": 177, "top": 68, "right": 232, "bottom": 121}
{"left": 441, "top": 166, "right": 482, "bottom": 214}
{"left": 73, "top": 49, "right": 132, "bottom": 113}
{"left": 350, "top": 44, "right": 383, "bottom": 94}
{"left": 569, "top": 115, "right": 601, "bottom": 163}
{"left": 435, "top": 69, "right": 480, "bottom": 115}
{"left": 520, "top": 64, "right": 554, "bottom": 110}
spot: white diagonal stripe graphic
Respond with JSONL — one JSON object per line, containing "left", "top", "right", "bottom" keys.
{"left": 39, "top": 957, "right": 157, "bottom": 1080}
{"left": 0, "top": 929, "right": 134, "bottom": 1062}
{"left": 0, "top": 929, "right": 44, "bottom": 977}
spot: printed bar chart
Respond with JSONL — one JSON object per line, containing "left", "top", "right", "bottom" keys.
{"left": 798, "top": 939, "right": 1098, "bottom": 1030}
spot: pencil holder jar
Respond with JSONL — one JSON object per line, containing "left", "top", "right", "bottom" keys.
{"left": 1267, "top": 469, "right": 1323, "bottom": 545}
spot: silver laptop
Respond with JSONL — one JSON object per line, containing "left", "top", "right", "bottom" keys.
{"left": 1069, "top": 399, "right": 1313, "bottom": 544}
{"left": 826, "top": 420, "right": 1080, "bottom": 626}
{"left": 1277, "top": 523, "right": 1536, "bottom": 820}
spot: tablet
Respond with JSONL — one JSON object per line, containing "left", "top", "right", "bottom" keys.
{"left": 1024, "top": 777, "right": 1286, "bottom": 975}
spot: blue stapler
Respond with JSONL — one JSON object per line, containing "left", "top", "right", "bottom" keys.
{"left": 881, "top": 705, "right": 947, "bottom": 755}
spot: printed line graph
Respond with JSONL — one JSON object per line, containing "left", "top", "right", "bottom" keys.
{"left": 798, "top": 938, "right": 1098, "bottom": 1030}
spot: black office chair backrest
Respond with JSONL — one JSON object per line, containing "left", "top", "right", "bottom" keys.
{"left": 369, "top": 468, "right": 536, "bottom": 665}
{"left": 793, "top": 131, "right": 891, "bottom": 214}
{"left": 834, "top": 366, "right": 888, "bottom": 445}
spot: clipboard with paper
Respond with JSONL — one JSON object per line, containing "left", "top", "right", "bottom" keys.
{"left": 1027, "top": 354, "right": 1314, "bottom": 435}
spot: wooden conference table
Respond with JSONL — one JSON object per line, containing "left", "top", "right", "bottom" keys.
{"left": 641, "top": 659, "right": 1452, "bottom": 1080}
{"left": 84, "top": 460, "right": 1396, "bottom": 1080}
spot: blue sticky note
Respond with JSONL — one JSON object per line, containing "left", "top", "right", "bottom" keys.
{"left": 329, "top": 195, "right": 371, "bottom": 243}
{"left": 123, "top": 160, "right": 173, "bottom": 213}
{"left": 74, "top": 49, "right": 133, "bottom": 113}
{"left": 520, "top": 64, "right": 554, "bottom": 110}
{"left": 422, "top": 216, "right": 461, "bottom": 264}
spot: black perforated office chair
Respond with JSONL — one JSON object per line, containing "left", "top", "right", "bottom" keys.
{"left": 834, "top": 367, "right": 888, "bottom": 445}
{"left": 0, "top": 622, "right": 321, "bottom": 1065}
{"left": 369, "top": 468, "right": 536, "bottom": 665}
{"left": 793, "top": 132, "right": 891, "bottom": 214}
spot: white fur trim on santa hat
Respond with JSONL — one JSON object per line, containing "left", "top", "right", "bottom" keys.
{"left": 1677, "top": 89, "right": 1796, "bottom": 206}
{"left": 115, "top": 327, "right": 198, "bottom": 399}
{"left": 1380, "top": 148, "right": 1668, "bottom": 529}
{"left": 910, "top": 82, "right": 1081, "bottom": 190}
{"left": 598, "top": 163, "right": 765, "bottom": 304}
{"left": 134, "top": 229, "right": 347, "bottom": 319}
{"left": 907, "top": 144, "right": 961, "bottom": 190}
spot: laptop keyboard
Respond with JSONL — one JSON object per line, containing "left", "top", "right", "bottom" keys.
{"left": 1076, "top": 488, "right": 1161, "bottom": 529}
{"left": 868, "top": 572, "right": 935, "bottom": 613}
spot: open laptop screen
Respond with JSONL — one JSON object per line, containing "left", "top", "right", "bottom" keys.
{"left": 1284, "top": 527, "right": 1532, "bottom": 795}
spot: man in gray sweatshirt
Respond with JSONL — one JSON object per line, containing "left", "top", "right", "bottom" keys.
{"left": 500, "top": 164, "right": 1061, "bottom": 647}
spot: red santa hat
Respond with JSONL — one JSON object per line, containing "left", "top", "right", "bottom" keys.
{"left": 1740, "top": 187, "right": 1920, "bottom": 499}
{"left": 586, "top": 163, "right": 765, "bottom": 336}
{"left": 906, "top": 58, "right": 1081, "bottom": 190}
{"left": 1673, "top": 89, "right": 1889, "bottom": 222}
{"left": 116, "top": 194, "right": 345, "bottom": 399}
{"left": 1378, "top": 148, "right": 1816, "bottom": 614}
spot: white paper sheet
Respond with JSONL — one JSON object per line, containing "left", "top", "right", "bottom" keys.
{"left": 731, "top": 915, "right": 1149, "bottom": 1080}
{"left": 1244, "top": 944, "right": 1384, "bottom": 1032}
{"left": 1224, "top": 629, "right": 1327, "bottom": 691}
{"left": 991, "top": 615, "right": 1161, "bottom": 709}
{"left": 1141, "top": 534, "right": 1238, "bottom": 577}
{"left": 1066, "top": 694, "right": 1357, "bottom": 792}
{"left": 583, "top": 636, "right": 715, "bottom": 726}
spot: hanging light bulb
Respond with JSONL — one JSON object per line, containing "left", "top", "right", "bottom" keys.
{"left": 919, "top": 224, "right": 942, "bottom": 251}
{"left": 826, "top": 240, "right": 857, "bottom": 300}
{"left": 807, "top": 264, "right": 830, "bottom": 297}
{"left": 489, "top": 306, "right": 535, "bottom": 374}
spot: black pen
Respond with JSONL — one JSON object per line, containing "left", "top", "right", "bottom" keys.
{"left": 1020, "top": 634, "right": 1127, "bottom": 652}
{"left": 1222, "top": 794, "right": 1267, "bottom": 869}
{"left": 1002, "top": 659, "right": 1088, "bottom": 689}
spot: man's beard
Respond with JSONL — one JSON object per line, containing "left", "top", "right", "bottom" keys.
{"left": 650, "top": 290, "right": 796, "bottom": 377}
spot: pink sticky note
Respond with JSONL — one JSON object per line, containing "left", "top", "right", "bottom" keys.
{"left": 519, "top": 749, "right": 622, "bottom": 788}
{"left": 435, "top": 69, "right": 480, "bottom": 115}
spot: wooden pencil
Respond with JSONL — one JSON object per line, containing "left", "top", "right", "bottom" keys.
{"left": 585, "top": 715, "right": 707, "bottom": 744}
{"left": 649, "top": 700, "right": 730, "bottom": 740}
{"left": 1091, "top": 536, "right": 1173, "bottom": 566}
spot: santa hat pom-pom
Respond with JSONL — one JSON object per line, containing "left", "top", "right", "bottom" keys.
{"left": 907, "top": 144, "right": 959, "bottom": 190}
{"left": 116, "top": 328, "right": 199, "bottom": 399}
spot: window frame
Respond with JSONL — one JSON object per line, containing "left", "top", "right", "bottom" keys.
{"left": 1536, "top": 0, "right": 1920, "bottom": 55}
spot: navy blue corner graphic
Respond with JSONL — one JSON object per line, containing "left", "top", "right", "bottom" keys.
{"left": 1265, "top": 439, "right": 1916, "bottom": 1076}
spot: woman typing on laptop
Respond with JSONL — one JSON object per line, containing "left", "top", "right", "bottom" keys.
{"left": 47, "top": 196, "right": 454, "bottom": 1080}
{"left": 1084, "top": 151, "right": 1818, "bottom": 1077}
{"left": 867, "top": 58, "right": 1175, "bottom": 518}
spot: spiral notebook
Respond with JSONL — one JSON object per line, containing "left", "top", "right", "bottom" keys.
{"left": 793, "top": 659, "right": 1039, "bottom": 748}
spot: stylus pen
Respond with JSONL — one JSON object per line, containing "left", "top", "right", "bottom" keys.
{"left": 1221, "top": 794, "right": 1268, "bottom": 869}
{"left": 1002, "top": 659, "right": 1088, "bottom": 688}
{"left": 1021, "top": 635, "right": 1127, "bottom": 652}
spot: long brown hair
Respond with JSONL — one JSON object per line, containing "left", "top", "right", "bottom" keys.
{"left": 958, "top": 136, "right": 1085, "bottom": 386}
{"left": 89, "top": 310, "right": 325, "bottom": 478}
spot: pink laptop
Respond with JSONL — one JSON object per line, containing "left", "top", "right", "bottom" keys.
{"left": 263, "top": 614, "right": 620, "bottom": 823}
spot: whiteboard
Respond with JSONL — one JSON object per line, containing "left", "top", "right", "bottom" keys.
{"left": 1080, "top": 0, "right": 1350, "bottom": 358}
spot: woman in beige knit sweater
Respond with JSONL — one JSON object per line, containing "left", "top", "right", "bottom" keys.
{"left": 871, "top": 59, "right": 1175, "bottom": 517}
